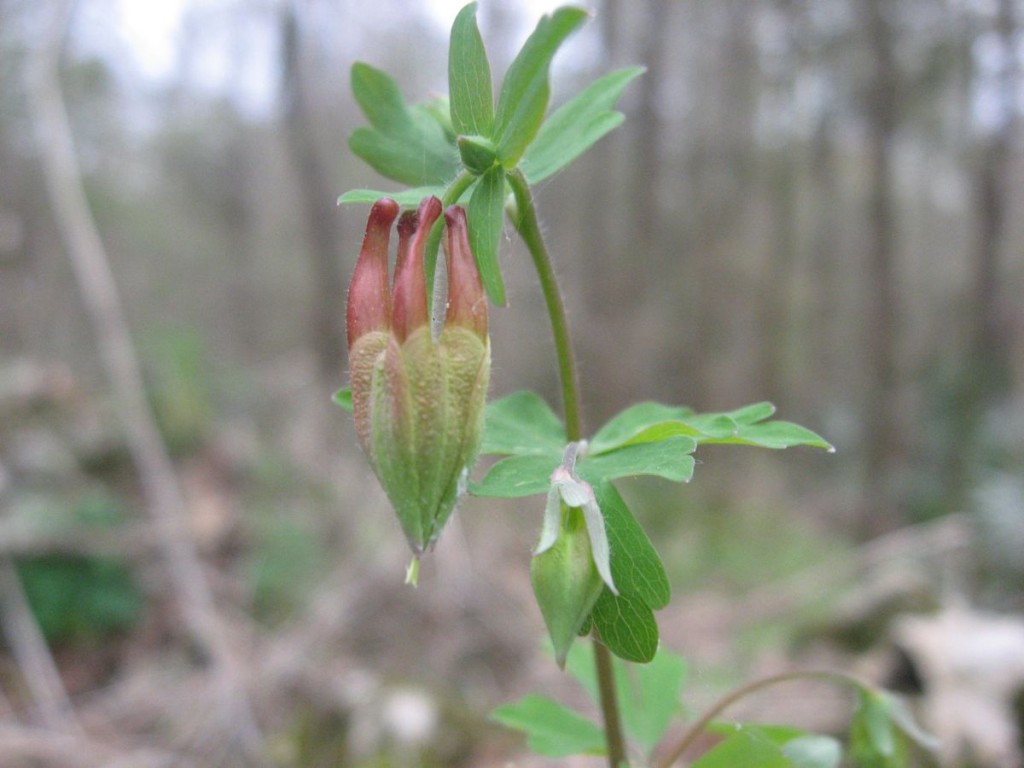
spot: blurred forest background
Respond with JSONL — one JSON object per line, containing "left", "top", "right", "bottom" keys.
{"left": 1, "top": 0, "right": 1023, "bottom": 766}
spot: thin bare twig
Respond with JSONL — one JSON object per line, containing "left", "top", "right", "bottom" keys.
{"left": 655, "top": 670, "right": 869, "bottom": 768}
{"left": 26, "top": 2, "right": 265, "bottom": 760}
{"left": 0, "top": 559, "right": 80, "bottom": 733}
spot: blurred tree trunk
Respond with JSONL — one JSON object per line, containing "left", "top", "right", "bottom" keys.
{"left": 582, "top": 0, "right": 623, "bottom": 292}
{"left": 222, "top": 142, "right": 258, "bottom": 358}
{"left": 758, "top": 148, "right": 798, "bottom": 410}
{"left": 29, "top": 2, "right": 265, "bottom": 754}
{"left": 280, "top": 3, "right": 344, "bottom": 390}
{"left": 808, "top": 109, "right": 841, "bottom": 412}
{"left": 947, "top": 0, "right": 1019, "bottom": 505}
{"left": 693, "top": 0, "right": 759, "bottom": 407}
{"left": 859, "top": 0, "right": 903, "bottom": 535}
{"left": 970, "top": 0, "right": 1016, "bottom": 402}
{"left": 628, "top": 0, "right": 669, "bottom": 260}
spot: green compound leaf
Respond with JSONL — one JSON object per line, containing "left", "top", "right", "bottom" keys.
{"left": 589, "top": 400, "right": 833, "bottom": 454}
{"left": 349, "top": 62, "right": 458, "bottom": 187}
{"left": 493, "top": 6, "right": 588, "bottom": 167}
{"left": 703, "top": 418, "right": 834, "bottom": 451}
{"left": 589, "top": 402, "right": 694, "bottom": 454}
{"left": 591, "top": 588, "right": 659, "bottom": 663}
{"left": 481, "top": 391, "right": 566, "bottom": 456}
{"left": 521, "top": 66, "right": 644, "bottom": 184}
{"left": 579, "top": 436, "right": 696, "bottom": 485}
{"left": 467, "top": 165, "right": 507, "bottom": 305}
{"left": 449, "top": 2, "right": 494, "bottom": 137}
{"left": 470, "top": 453, "right": 558, "bottom": 498}
{"left": 593, "top": 481, "right": 670, "bottom": 609}
{"left": 490, "top": 694, "right": 605, "bottom": 758}
{"left": 690, "top": 728, "right": 791, "bottom": 768}
{"left": 337, "top": 185, "right": 447, "bottom": 206}
{"left": 727, "top": 401, "right": 777, "bottom": 425}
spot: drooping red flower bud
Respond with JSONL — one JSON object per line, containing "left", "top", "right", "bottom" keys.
{"left": 443, "top": 206, "right": 488, "bottom": 339}
{"left": 346, "top": 198, "right": 399, "bottom": 348}
{"left": 346, "top": 197, "right": 491, "bottom": 557}
{"left": 392, "top": 197, "right": 441, "bottom": 343}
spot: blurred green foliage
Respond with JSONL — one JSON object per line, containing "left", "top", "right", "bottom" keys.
{"left": 145, "top": 328, "right": 214, "bottom": 456}
{"left": 15, "top": 494, "right": 145, "bottom": 646}
{"left": 245, "top": 452, "right": 332, "bottom": 624}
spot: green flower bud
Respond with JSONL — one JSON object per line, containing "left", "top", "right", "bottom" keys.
{"left": 347, "top": 197, "right": 491, "bottom": 556}
{"left": 531, "top": 442, "right": 618, "bottom": 665}
{"left": 457, "top": 134, "right": 498, "bottom": 175}
{"left": 531, "top": 504, "right": 605, "bottom": 669}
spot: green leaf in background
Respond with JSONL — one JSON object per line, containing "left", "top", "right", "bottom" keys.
{"left": 470, "top": 453, "right": 558, "bottom": 498}
{"left": 564, "top": 643, "right": 687, "bottom": 753}
{"left": 422, "top": 94, "right": 456, "bottom": 142}
{"left": 448, "top": 2, "right": 494, "bottom": 137}
{"left": 481, "top": 391, "right": 566, "bottom": 456}
{"left": 467, "top": 165, "right": 507, "bottom": 304}
{"left": 579, "top": 436, "right": 696, "bottom": 485}
{"left": 332, "top": 387, "right": 353, "bottom": 412}
{"left": 337, "top": 185, "right": 447, "bottom": 206}
{"left": 849, "top": 689, "right": 906, "bottom": 768}
{"left": 492, "top": 6, "right": 588, "bottom": 167}
{"left": 490, "top": 694, "right": 606, "bottom": 758}
{"left": 705, "top": 723, "right": 805, "bottom": 743}
{"left": 859, "top": 691, "right": 894, "bottom": 756}
{"left": 690, "top": 728, "right": 791, "bottom": 768}
{"left": 594, "top": 482, "right": 669, "bottom": 610}
{"left": 349, "top": 62, "right": 457, "bottom": 187}
{"left": 619, "top": 648, "right": 687, "bottom": 751}
{"left": 562, "top": 642, "right": 601, "bottom": 702}
{"left": 520, "top": 66, "right": 644, "bottom": 183}
{"left": 704, "top": 724, "right": 842, "bottom": 767}
{"left": 783, "top": 734, "right": 843, "bottom": 768}
{"left": 591, "top": 588, "right": 659, "bottom": 663}
{"left": 885, "top": 694, "right": 940, "bottom": 753}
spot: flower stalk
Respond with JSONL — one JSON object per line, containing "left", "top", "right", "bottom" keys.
{"left": 507, "top": 167, "right": 626, "bottom": 768}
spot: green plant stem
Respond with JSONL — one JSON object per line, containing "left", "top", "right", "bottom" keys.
{"left": 443, "top": 169, "right": 475, "bottom": 206}
{"left": 507, "top": 168, "right": 582, "bottom": 442}
{"left": 654, "top": 669, "right": 870, "bottom": 768}
{"left": 507, "top": 167, "right": 624, "bottom": 768}
{"left": 592, "top": 632, "right": 627, "bottom": 765}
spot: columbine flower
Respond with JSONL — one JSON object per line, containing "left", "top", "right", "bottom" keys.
{"left": 531, "top": 441, "right": 617, "bottom": 666}
{"left": 347, "top": 197, "right": 490, "bottom": 558}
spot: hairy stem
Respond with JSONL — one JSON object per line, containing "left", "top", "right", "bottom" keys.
{"left": 655, "top": 669, "right": 869, "bottom": 768}
{"left": 507, "top": 169, "right": 583, "bottom": 441}
{"left": 508, "top": 168, "right": 624, "bottom": 767}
